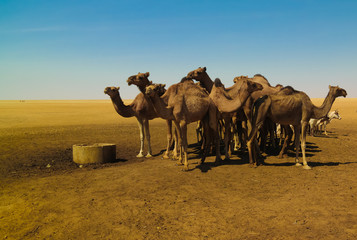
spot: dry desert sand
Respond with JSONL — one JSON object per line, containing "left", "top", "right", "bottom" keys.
{"left": 1, "top": 98, "right": 357, "bottom": 239}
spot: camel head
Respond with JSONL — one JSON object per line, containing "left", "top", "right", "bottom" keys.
{"left": 127, "top": 72, "right": 151, "bottom": 87}
{"left": 233, "top": 75, "right": 249, "bottom": 83}
{"left": 104, "top": 87, "right": 120, "bottom": 98}
{"left": 246, "top": 80, "right": 263, "bottom": 93}
{"left": 330, "top": 110, "right": 342, "bottom": 120}
{"left": 186, "top": 67, "right": 207, "bottom": 80}
{"left": 145, "top": 84, "right": 166, "bottom": 97}
{"left": 328, "top": 85, "right": 347, "bottom": 98}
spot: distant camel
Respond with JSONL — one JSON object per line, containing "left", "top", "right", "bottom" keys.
{"left": 248, "top": 85, "right": 347, "bottom": 169}
{"left": 309, "top": 110, "right": 341, "bottom": 136}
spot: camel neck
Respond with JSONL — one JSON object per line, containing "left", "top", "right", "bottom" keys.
{"left": 137, "top": 85, "right": 147, "bottom": 94}
{"left": 312, "top": 90, "right": 336, "bottom": 119}
{"left": 110, "top": 93, "right": 135, "bottom": 118}
{"left": 150, "top": 93, "right": 173, "bottom": 120}
{"left": 199, "top": 73, "right": 214, "bottom": 93}
{"left": 211, "top": 86, "right": 249, "bottom": 113}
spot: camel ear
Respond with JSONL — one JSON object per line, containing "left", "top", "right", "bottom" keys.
{"left": 161, "top": 84, "right": 166, "bottom": 88}
{"left": 149, "top": 81, "right": 153, "bottom": 84}
{"left": 116, "top": 87, "right": 120, "bottom": 90}
{"left": 203, "top": 67, "right": 206, "bottom": 72}
{"left": 145, "top": 72, "right": 150, "bottom": 77}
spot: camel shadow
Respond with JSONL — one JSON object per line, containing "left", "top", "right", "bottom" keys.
{"left": 263, "top": 141, "right": 321, "bottom": 158}
{"left": 195, "top": 155, "right": 250, "bottom": 173}
{"left": 263, "top": 161, "right": 357, "bottom": 168}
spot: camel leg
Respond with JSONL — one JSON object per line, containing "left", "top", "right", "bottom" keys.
{"left": 234, "top": 120, "right": 240, "bottom": 151}
{"left": 223, "top": 117, "right": 232, "bottom": 161}
{"left": 143, "top": 119, "right": 153, "bottom": 158}
{"left": 196, "top": 121, "right": 202, "bottom": 143}
{"left": 260, "top": 123, "right": 268, "bottom": 153}
{"left": 301, "top": 122, "right": 311, "bottom": 169}
{"left": 173, "top": 121, "right": 183, "bottom": 166}
{"left": 163, "top": 120, "right": 172, "bottom": 159}
{"left": 278, "top": 125, "right": 292, "bottom": 158}
{"left": 248, "top": 130, "right": 261, "bottom": 167}
{"left": 172, "top": 128, "right": 179, "bottom": 160}
{"left": 136, "top": 118, "right": 145, "bottom": 158}
{"left": 293, "top": 125, "right": 302, "bottom": 167}
{"left": 248, "top": 122, "right": 265, "bottom": 166}
{"left": 241, "top": 120, "right": 248, "bottom": 150}
{"left": 323, "top": 122, "right": 328, "bottom": 135}
{"left": 209, "top": 106, "right": 222, "bottom": 164}
{"left": 199, "top": 117, "right": 210, "bottom": 165}
{"left": 180, "top": 122, "right": 189, "bottom": 171}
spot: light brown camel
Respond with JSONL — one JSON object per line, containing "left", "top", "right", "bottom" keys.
{"left": 104, "top": 86, "right": 157, "bottom": 157}
{"left": 208, "top": 78, "right": 263, "bottom": 160}
{"left": 126, "top": 72, "right": 178, "bottom": 159}
{"left": 145, "top": 80, "right": 221, "bottom": 171}
{"left": 247, "top": 85, "right": 347, "bottom": 169}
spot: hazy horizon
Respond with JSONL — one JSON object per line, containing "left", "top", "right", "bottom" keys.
{"left": 1, "top": 0, "right": 356, "bottom": 100}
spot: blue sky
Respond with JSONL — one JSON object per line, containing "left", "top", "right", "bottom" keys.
{"left": 0, "top": 0, "right": 356, "bottom": 100}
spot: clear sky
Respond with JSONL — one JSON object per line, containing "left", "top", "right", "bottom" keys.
{"left": 0, "top": 0, "right": 356, "bottom": 100}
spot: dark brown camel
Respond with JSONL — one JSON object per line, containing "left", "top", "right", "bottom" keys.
{"left": 247, "top": 85, "right": 347, "bottom": 169}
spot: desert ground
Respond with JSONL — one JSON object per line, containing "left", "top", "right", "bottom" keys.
{"left": 1, "top": 98, "right": 357, "bottom": 239}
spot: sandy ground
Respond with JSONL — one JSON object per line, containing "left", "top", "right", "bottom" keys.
{"left": 1, "top": 98, "right": 357, "bottom": 239}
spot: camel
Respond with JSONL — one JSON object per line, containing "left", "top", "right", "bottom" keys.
{"left": 208, "top": 78, "right": 263, "bottom": 160}
{"left": 126, "top": 72, "right": 178, "bottom": 159}
{"left": 309, "top": 110, "right": 341, "bottom": 136}
{"left": 145, "top": 80, "right": 221, "bottom": 171}
{"left": 104, "top": 84, "right": 173, "bottom": 158}
{"left": 247, "top": 85, "right": 347, "bottom": 169}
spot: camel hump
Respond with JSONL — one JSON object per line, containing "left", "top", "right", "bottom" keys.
{"left": 278, "top": 86, "right": 299, "bottom": 95}
{"left": 254, "top": 74, "right": 265, "bottom": 78}
{"left": 214, "top": 78, "right": 224, "bottom": 87}
{"left": 180, "top": 77, "right": 193, "bottom": 83}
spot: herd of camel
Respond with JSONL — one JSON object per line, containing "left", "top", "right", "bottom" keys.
{"left": 104, "top": 67, "right": 347, "bottom": 171}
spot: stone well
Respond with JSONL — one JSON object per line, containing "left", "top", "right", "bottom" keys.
{"left": 73, "top": 143, "right": 116, "bottom": 164}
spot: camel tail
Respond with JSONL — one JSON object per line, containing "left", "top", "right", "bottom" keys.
{"left": 250, "top": 95, "right": 269, "bottom": 129}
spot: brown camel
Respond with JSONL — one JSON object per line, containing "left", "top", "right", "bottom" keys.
{"left": 186, "top": 67, "right": 240, "bottom": 158}
{"left": 126, "top": 72, "right": 179, "bottom": 159}
{"left": 104, "top": 85, "right": 172, "bottom": 158}
{"left": 247, "top": 85, "right": 347, "bottom": 169}
{"left": 208, "top": 78, "right": 263, "bottom": 160}
{"left": 145, "top": 80, "right": 221, "bottom": 171}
